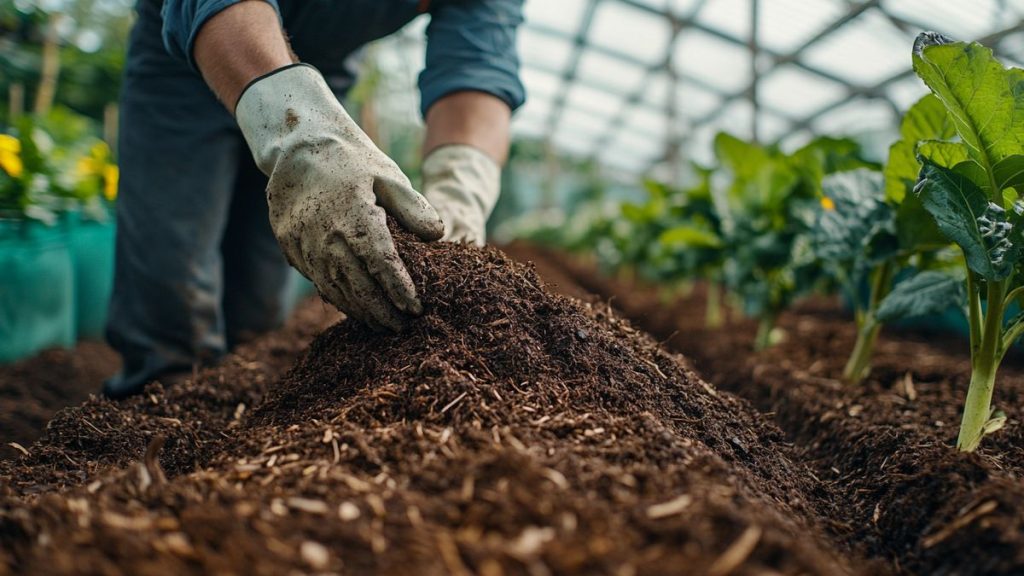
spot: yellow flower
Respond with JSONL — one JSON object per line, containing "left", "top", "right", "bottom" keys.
{"left": 821, "top": 196, "right": 836, "bottom": 211}
{"left": 103, "top": 164, "right": 119, "bottom": 201}
{"left": 0, "top": 134, "right": 23, "bottom": 178}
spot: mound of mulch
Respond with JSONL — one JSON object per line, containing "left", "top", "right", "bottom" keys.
{"left": 0, "top": 341, "right": 120, "bottom": 457}
{"left": 507, "top": 244, "right": 1024, "bottom": 576}
{"left": 0, "top": 230, "right": 871, "bottom": 575}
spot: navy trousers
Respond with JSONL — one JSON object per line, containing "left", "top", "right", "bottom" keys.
{"left": 105, "top": 1, "right": 373, "bottom": 394}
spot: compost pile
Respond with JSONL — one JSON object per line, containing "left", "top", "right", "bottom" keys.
{"left": 0, "top": 229, "right": 863, "bottom": 575}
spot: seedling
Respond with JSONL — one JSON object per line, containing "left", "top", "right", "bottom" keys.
{"left": 911, "top": 32, "right": 1024, "bottom": 451}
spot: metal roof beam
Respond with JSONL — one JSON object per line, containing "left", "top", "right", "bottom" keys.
{"left": 687, "top": 0, "right": 882, "bottom": 133}
{"left": 543, "top": 0, "right": 602, "bottom": 141}
{"left": 786, "top": 20, "right": 1024, "bottom": 134}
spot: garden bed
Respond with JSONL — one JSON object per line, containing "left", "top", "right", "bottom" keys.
{"left": 0, "top": 236, "right": 869, "bottom": 575}
{"left": 505, "top": 243, "right": 1024, "bottom": 576}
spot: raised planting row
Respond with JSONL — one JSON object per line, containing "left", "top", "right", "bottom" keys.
{"left": 0, "top": 233, "right": 875, "bottom": 575}
{"left": 524, "top": 32, "right": 1024, "bottom": 454}
{"left": 505, "top": 244, "right": 1024, "bottom": 576}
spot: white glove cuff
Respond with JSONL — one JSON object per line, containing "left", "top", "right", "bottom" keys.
{"left": 235, "top": 64, "right": 357, "bottom": 176}
{"left": 422, "top": 144, "right": 501, "bottom": 216}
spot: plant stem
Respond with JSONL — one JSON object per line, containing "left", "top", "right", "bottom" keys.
{"left": 754, "top": 313, "right": 776, "bottom": 351}
{"left": 967, "top": 271, "right": 983, "bottom": 357}
{"left": 843, "top": 320, "right": 881, "bottom": 384}
{"left": 706, "top": 282, "right": 723, "bottom": 329}
{"left": 958, "top": 279, "right": 1006, "bottom": 452}
{"left": 842, "top": 262, "right": 896, "bottom": 384}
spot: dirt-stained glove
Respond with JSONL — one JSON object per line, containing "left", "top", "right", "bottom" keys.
{"left": 421, "top": 144, "right": 501, "bottom": 246}
{"left": 235, "top": 64, "right": 444, "bottom": 331}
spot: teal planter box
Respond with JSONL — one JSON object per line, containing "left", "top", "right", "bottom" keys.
{"left": 0, "top": 220, "right": 76, "bottom": 363}
{"left": 284, "top": 269, "right": 316, "bottom": 313}
{"left": 68, "top": 215, "right": 116, "bottom": 339}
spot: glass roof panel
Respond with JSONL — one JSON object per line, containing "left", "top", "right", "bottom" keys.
{"left": 621, "top": 105, "right": 668, "bottom": 140}
{"left": 512, "top": 96, "right": 555, "bottom": 134}
{"left": 758, "top": 111, "right": 791, "bottom": 143}
{"left": 520, "top": 67, "right": 564, "bottom": 101}
{"left": 684, "top": 125, "right": 719, "bottom": 166}
{"left": 885, "top": 76, "right": 929, "bottom": 111}
{"left": 588, "top": 2, "right": 673, "bottom": 65}
{"left": 565, "top": 83, "right": 626, "bottom": 117}
{"left": 695, "top": 0, "right": 751, "bottom": 40}
{"left": 576, "top": 50, "right": 648, "bottom": 95}
{"left": 799, "top": 8, "right": 914, "bottom": 86}
{"left": 640, "top": 71, "right": 671, "bottom": 108}
{"left": 997, "top": 33, "right": 1024, "bottom": 68}
{"left": 518, "top": 28, "right": 575, "bottom": 75}
{"left": 508, "top": 0, "right": 1024, "bottom": 177}
{"left": 716, "top": 100, "right": 753, "bottom": 139}
{"left": 677, "top": 81, "right": 724, "bottom": 119}
{"left": 881, "top": 0, "right": 1003, "bottom": 41}
{"left": 628, "top": 0, "right": 705, "bottom": 18}
{"left": 758, "top": 65, "right": 846, "bottom": 116}
{"left": 554, "top": 109, "right": 612, "bottom": 156}
{"left": 811, "top": 98, "right": 896, "bottom": 135}
{"left": 600, "top": 130, "right": 663, "bottom": 169}
{"left": 760, "top": 0, "right": 844, "bottom": 53}
{"left": 674, "top": 29, "right": 752, "bottom": 92}
{"left": 523, "top": 0, "right": 589, "bottom": 35}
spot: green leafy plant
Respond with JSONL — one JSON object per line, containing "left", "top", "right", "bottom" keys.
{"left": 810, "top": 94, "right": 964, "bottom": 384}
{"left": 910, "top": 31, "right": 1024, "bottom": 451}
{"left": 714, "top": 134, "right": 874, "bottom": 349}
{"left": 0, "top": 114, "right": 116, "bottom": 224}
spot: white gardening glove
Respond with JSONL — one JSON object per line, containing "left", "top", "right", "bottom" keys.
{"left": 235, "top": 64, "right": 444, "bottom": 331}
{"left": 421, "top": 144, "right": 501, "bottom": 246}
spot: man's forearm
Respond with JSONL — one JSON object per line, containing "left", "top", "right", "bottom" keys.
{"left": 424, "top": 91, "right": 511, "bottom": 165}
{"left": 194, "top": 1, "right": 294, "bottom": 113}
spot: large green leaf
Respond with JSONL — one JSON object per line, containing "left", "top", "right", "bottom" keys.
{"left": 876, "top": 270, "right": 965, "bottom": 322}
{"left": 895, "top": 190, "right": 948, "bottom": 251}
{"left": 993, "top": 154, "right": 1024, "bottom": 193}
{"left": 812, "top": 169, "right": 891, "bottom": 264}
{"left": 916, "top": 157, "right": 1017, "bottom": 280}
{"left": 912, "top": 32, "right": 1024, "bottom": 192}
{"left": 918, "top": 140, "right": 970, "bottom": 170}
{"left": 659, "top": 225, "right": 722, "bottom": 248}
{"left": 884, "top": 94, "right": 956, "bottom": 203}
{"left": 714, "top": 132, "right": 770, "bottom": 183}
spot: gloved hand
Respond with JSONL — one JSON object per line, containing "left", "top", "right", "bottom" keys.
{"left": 421, "top": 144, "right": 501, "bottom": 246}
{"left": 235, "top": 64, "right": 444, "bottom": 331}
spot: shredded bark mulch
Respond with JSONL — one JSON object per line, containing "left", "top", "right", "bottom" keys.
{"left": 507, "top": 243, "right": 1024, "bottom": 576}
{"left": 0, "top": 233, "right": 865, "bottom": 575}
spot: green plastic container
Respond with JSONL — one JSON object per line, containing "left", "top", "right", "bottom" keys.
{"left": 284, "top": 269, "right": 316, "bottom": 313}
{"left": 68, "top": 214, "right": 116, "bottom": 339}
{"left": 0, "top": 219, "right": 76, "bottom": 363}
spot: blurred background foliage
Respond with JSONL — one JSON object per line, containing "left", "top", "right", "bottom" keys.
{"left": 1, "top": 0, "right": 133, "bottom": 128}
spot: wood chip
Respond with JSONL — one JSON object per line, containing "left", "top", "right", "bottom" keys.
{"left": 507, "top": 526, "right": 555, "bottom": 558}
{"left": 646, "top": 494, "right": 693, "bottom": 519}
{"left": 7, "top": 442, "right": 29, "bottom": 457}
{"left": 287, "top": 497, "right": 329, "bottom": 515}
{"left": 901, "top": 372, "right": 917, "bottom": 401}
{"left": 440, "top": 391, "right": 469, "bottom": 414}
{"left": 542, "top": 468, "right": 569, "bottom": 490}
{"left": 338, "top": 502, "right": 361, "bottom": 521}
{"left": 922, "top": 500, "right": 998, "bottom": 548}
{"left": 708, "top": 525, "right": 762, "bottom": 576}
{"left": 299, "top": 541, "right": 330, "bottom": 570}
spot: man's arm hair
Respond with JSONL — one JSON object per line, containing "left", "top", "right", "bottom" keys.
{"left": 193, "top": 1, "right": 294, "bottom": 113}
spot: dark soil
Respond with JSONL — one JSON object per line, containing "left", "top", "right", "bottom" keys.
{"left": 504, "top": 243, "right": 1024, "bottom": 576}
{"left": 0, "top": 342, "right": 120, "bottom": 458}
{"left": 0, "top": 233, "right": 869, "bottom": 575}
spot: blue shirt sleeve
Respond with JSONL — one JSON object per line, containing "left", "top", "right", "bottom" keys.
{"left": 419, "top": 0, "right": 527, "bottom": 118}
{"left": 161, "top": 0, "right": 282, "bottom": 69}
